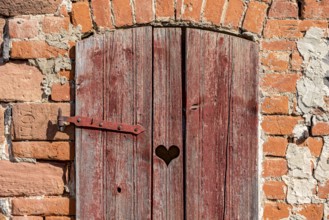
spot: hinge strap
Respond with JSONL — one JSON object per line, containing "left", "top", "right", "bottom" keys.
{"left": 57, "top": 108, "right": 145, "bottom": 135}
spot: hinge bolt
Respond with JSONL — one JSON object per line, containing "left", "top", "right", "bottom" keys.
{"left": 77, "top": 118, "right": 81, "bottom": 123}
{"left": 117, "top": 125, "right": 122, "bottom": 130}
{"left": 134, "top": 128, "right": 138, "bottom": 132}
{"left": 99, "top": 122, "right": 103, "bottom": 127}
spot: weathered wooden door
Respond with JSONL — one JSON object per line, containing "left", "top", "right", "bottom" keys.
{"left": 75, "top": 27, "right": 258, "bottom": 220}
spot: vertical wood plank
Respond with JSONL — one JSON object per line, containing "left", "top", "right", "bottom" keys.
{"left": 153, "top": 28, "right": 184, "bottom": 220}
{"left": 76, "top": 35, "right": 105, "bottom": 219}
{"left": 104, "top": 27, "right": 153, "bottom": 220}
{"left": 185, "top": 28, "right": 232, "bottom": 219}
{"left": 224, "top": 37, "right": 259, "bottom": 220}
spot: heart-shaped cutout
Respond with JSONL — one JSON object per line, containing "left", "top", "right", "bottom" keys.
{"left": 155, "top": 145, "right": 180, "bottom": 166}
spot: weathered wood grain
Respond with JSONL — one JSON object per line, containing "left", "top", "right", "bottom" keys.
{"left": 104, "top": 27, "right": 152, "bottom": 219}
{"left": 185, "top": 28, "right": 231, "bottom": 219}
{"left": 76, "top": 34, "right": 105, "bottom": 219}
{"left": 224, "top": 35, "right": 259, "bottom": 220}
{"left": 153, "top": 28, "right": 184, "bottom": 220}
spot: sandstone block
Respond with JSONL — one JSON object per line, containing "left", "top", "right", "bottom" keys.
{"left": 0, "top": 160, "right": 64, "bottom": 196}
{"left": 12, "top": 103, "right": 74, "bottom": 141}
{"left": 0, "top": 62, "right": 43, "bottom": 102}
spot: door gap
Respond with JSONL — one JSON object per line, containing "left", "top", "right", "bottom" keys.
{"left": 181, "top": 27, "right": 187, "bottom": 220}
{"left": 151, "top": 26, "right": 155, "bottom": 220}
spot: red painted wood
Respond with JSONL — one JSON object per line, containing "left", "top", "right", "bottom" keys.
{"left": 153, "top": 28, "right": 184, "bottom": 220}
{"left": 76, "top": 27, "right": 258, "bottom": 219}
{"left": 185, "top": 28, "right": 258, "bottom": 219}
{"left": 185, "top": 28, "right": 232, "bottom": 219}
{"left": 76, "top": 35, "right": 106, "bottom": 219}
{"left": 224, "top": 36, "right": 259, "bottom": 220}
{"left": 104, "top": 27, "right": 153, "bottom": 219}
{"left": 76, "top": 27, "right": 153, "bottom": 219}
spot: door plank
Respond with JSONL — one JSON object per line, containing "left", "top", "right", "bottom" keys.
{"left": 76, "top": 27, "right": 153, "bottom": 220}
{"left": 185, "top": 28, "right": 232, "bottom": 219}
{"left": 76, "top": 35, "right": 106, "bottom": 219}
{"left": 104, "top": 27, "right": 153, "bottom": 220}
{"left": 224, "top": 37, "right": 259, "bottom": 219}
{"left": 153, "top": 28, "right": 184, "bottom": 220}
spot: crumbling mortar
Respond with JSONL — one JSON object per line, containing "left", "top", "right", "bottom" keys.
{"left": 87, "top": 0, "right": 99, "bottom": 32}
{"left": 109, "top": 0, "right": 116, "bottom": 27}
{"left": 130, "top": 0, "right": 137, "bottom": 24}
{"left": 200, "top": 0, "right": 207, "bottom": 22}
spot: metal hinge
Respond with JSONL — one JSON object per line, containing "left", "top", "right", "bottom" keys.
{"left": 57, "top": 108, "right": 145, "bottom": 135}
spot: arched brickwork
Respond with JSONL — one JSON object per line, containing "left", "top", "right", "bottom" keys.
{"left": 0, "top": 0, "right": 329, "bottom": 219}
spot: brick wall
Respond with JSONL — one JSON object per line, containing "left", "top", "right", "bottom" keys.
{"left": 0, "top": 0, "right": 328, "bottom": 219}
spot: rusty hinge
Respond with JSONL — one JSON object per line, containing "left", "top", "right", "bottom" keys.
{"left": 57, "top": 108, "right": 145, "bottom": 135}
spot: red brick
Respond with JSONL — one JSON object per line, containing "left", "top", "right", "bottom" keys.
{"left": 264, "top": 20, "right": 300, "bottom": 38}
{"left": 51, "top": 83, "right": 73, "bottom": 102}
{"left": 203, "top": 0, "right": 226, "bottom": 24}
{"left": 71, "top": 2, "right": 93, "bottom": 33}
{"left": 312, "top": 122, "right": 329, "bottom": 136}
{"left": 9, "top": 17, "right": 39, "bottom": 39}
{"left": 0, "top": 160, "right": 64, "bottom": 196}
{"left": 242, "top": 1, "right": 268, "bottom": 34}
{"left": 261, "top": 51, "right": 290, "bottom": 72}
{"left": 12, "top": 217, "right": 43, "bottom": 220}
{"left": 297, "top": 204, "right": 324, "bottom": 220}
{"left": 263, "top": 202, "right": 291, "bottom": 219}
{"left": 11, "top": 41, "right": 66, "bottom": 59}
{"left": 263, "top": 158, "right": 288, "bottom": 177}
{"left": 223, "top": 0, "right": 245, "bottom": 29}
{"left": 0, "top": 62, "right": 43, "bottom": 102}
{"left": 261, "top": 73, "right": 301, "bottom": 93}
{"left": 263, "top": 136, "right": 288, "bottom": 157}
{"left": 59, "top": 69, "right": 74, "bottom": 81}
{"left": 57, "top": 5, "right": 69, "bottom": 17}
{"left": 42, "top": 16, "right": 69, "bottom": 34}
{"left": 268, "top": 0, "right": 298, "bottom": 19}
{"left": 12, "top": 198, "right": 75, "bottom": 216}
{"left": 262, "top": 96, "right": 289, "bottom": 115}
{"left": 318, "top": 180, "right": 329, "bottom": 199}
{"left": 135, "top": 0, "right": 153, "bottom": 23}
{"left": 180, "top": 0, "right": 202, "bottom": 21}
{"left": 261, "top": 40, "right": 296, "bottom": 51}
{"left": 301, "top": 0, "right": 329, "bottom": 19}
{"left": 12, "top": 142, "right": 74, "bottom": 161}
{"left": 291, "top": 50, "right": 303, "bottom": 71}
{"left": 12, "top": 103, "right": 74, "bottom": 141}
{"left": 262, "top": 116, "right": 303, "bottom": 135}
{"left": 0, "top": 0, "right": 62, "bottom": 16}
{"left": 112, "top": 0, "right": 133, "bottom": 27}
{"left": 301, "top": 137, "right": 323, "bottom": 157}
{"left": 264, "top": 19, "right": 328, "bottom": 39}
{"left": 299, "top": 20, "right": 328, "bottom": 32}
{"left": 91, "top": 0, "right": 113, "bottom": 29}
{"left": 263, "top": 181, "right": 286, "bottom": 199}
{"left": 156, "top": 0, "right": 175, "bottom": 19}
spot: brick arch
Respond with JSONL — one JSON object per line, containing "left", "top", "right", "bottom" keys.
{"left": 91, "top": 0, "right": 267, "bottom": 37}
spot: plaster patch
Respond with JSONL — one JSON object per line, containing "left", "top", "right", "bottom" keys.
{"left": 0, "top": 198, "right": 10, "bottom": 215}
{"left": 314, "top": 136, "right": 329, "bottom": 183}
{"left": 293, "top": 124, "right": 309, "bottom": 142}
{"left": 296, "top": 28, "right": 329, "bottom": 117}
{"left": 286, "top": 144, "right": 313, "bottom": 178}
{"left": 283, "top": 177, "right": 317, "bottom": 204}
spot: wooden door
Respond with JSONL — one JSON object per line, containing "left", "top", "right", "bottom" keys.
{"left": 75, "top": 27, "right": 258, "bottom": 220}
